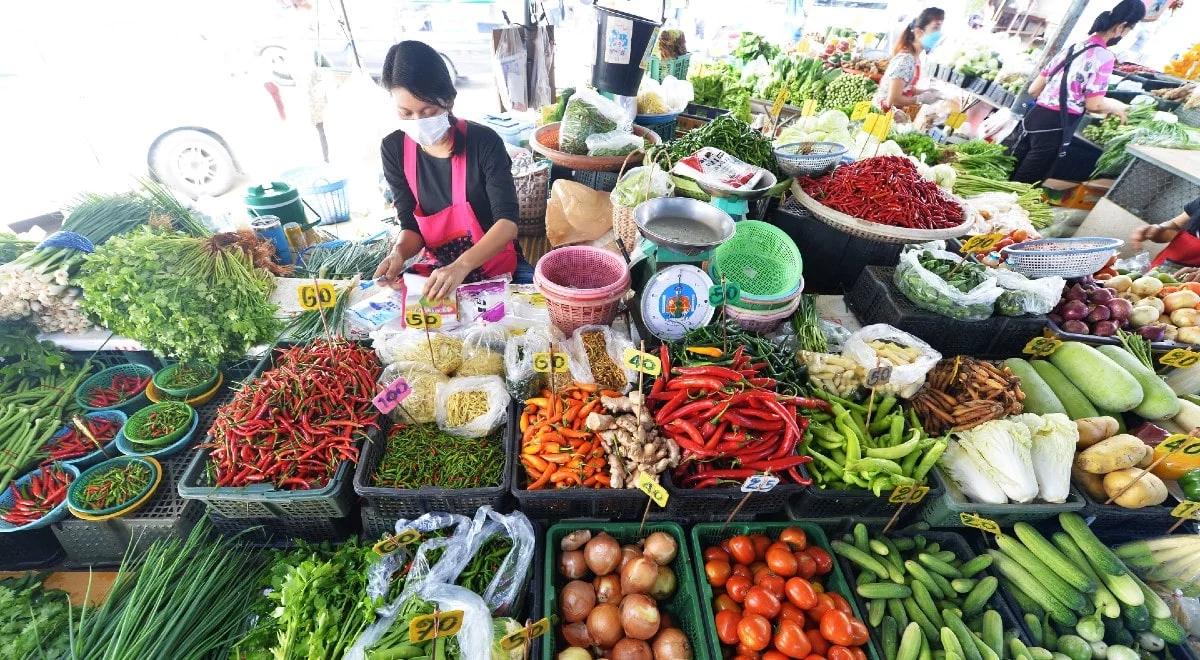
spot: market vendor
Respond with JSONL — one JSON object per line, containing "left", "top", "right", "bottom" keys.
{"left": 372, "top": 40, "right": 529, "bottom": 300}
{"left": 1130, "top": 195, "right": 1200, "bottom": 267}
{"left": 873, "top": 7, "right": 945, "bottom": 112}
{"left": 1010, "top": 0, "right": 1145, "bottom": 183}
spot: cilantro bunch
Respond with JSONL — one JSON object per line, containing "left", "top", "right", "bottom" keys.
{"left": 0, "top": 574, "right": 73, "bottom": 659}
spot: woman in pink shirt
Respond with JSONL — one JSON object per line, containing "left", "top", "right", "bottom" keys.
{"left": 1010, "top": 0, "right": 1145, "bottom": 183}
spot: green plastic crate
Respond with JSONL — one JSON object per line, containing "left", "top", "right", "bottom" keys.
{"left": 690, "top": 521, "right": 875, "bottom": 660}
{"left": 543, "top": 522, "right": 709, "bottom": 660}
{"left": 921, "top": 468, "right": 1085, "bottom": 527}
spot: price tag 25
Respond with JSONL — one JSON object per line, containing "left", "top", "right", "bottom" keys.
{"left": 297, "top": 282, "right": 337, "bottom": 311}
{"left": 1161, "top": 348, "right": 1200, "bottom": 369}
{"left": 405, "top": 309, "right": 443, "bottom": 330}
{"left": 499, "top": 617, "right": 551, "bottom": 651}
{"left": 532, "top": 352, "right": 568, "bottom": 374}
{"left": 373, "top": 377, "right": 412, "bottom": 414}
{"left": 801, "top": 99, "right": 819, "bottom": 117}
{"left": 1023, "top": 336, "right": 1062, "bottom": 358}
{"left": 961, "top": 233, "right": 1006, "bottom": 254}
{"left": 372, "top": 528, "right": 422, "bottom": 555}
{"left": 623, "top": 347, "right": 662, "bottom": 376}
{"left": 741, "top": 474, "right": 780, "bottom": 493}
{"left": 960, "top": 513, "right": 1001, "bottom": 535}
{"left": 850, "top": 100, "right": 873, "bottom": 121}
{"left": 1172, "top": 500, "right": 1200, "bottom": 520}
{"left": 889, "top": 484, "right": 930, "bottom": 504}
{"left": 409, "top": 610, "right": 464, "bottom": 642}
{"left": 636, "top": 472, "right": 669, "bottom": 508}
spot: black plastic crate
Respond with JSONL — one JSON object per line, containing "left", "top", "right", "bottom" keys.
{"left": 634, "top": 116, "right": 678, "bottom": 143}
{"left": 1077, "top": 486, "right": 1181, "bottom": 535}
{"left": 682, "top": 102, "right": 729, "bottom": 120}
{"left": 666, "top": 473, "right": 808, "bottom": 522}
{"left": 0, "top": 526, "right": 64, "bottom": 570}
{"left": 207, "top": 510, "right": 356, "bottom": 544}
{"left": 770, "top": 200, "right": 904, "bottom": 295}
{"left": 969, "top": 77, "right": 992, "bottom": 95}
{"left": 791, "top": 476, "right": 943, "bottom": 522}
{"left": 949, "top": 70, "right": 967, "bottom": 87}
{"left": 571, "top": 169, "right": 619, "bottom": 192}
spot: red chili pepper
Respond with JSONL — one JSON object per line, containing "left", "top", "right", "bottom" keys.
{"left": 659, "top": 343, "right": 671, "bottom": 385}
{"left": 799, "top": 156, "right": 962, "bottom": 230}
{"left": 653, "top": 391, "right": 688, "bottom": 425}
{"left": 672, "top": 365, "right": 744, "bottom": 380}
{"left": 742, "top": 455, "right": 812, "bottom": 471}
{"left": 666, "top": 376, "right": 724, "bottom": 392}
{"left": 665, "top": 400, "right": 715, "bottom": 424}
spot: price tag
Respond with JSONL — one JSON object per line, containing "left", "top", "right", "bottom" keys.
{"left": 861, "top": 113, "right": 880, "bottom": 138}
{"left": 860, "top": 112, "right": 892, "bottom": 141}
{"left": 409, "top": 610, "right": 464, "bottom": 642}
{"left": 946, "top": 111, "right": 968, "bottom": 130}
{"left": 1172, "top": 500, "right": 1200, "bottom": 520}
{"left": 961, "top": 233, "right": 1006, "bottom": 254}
{"left": 866, "top": 365, "right": 893, "bottom": 388}
{"left": 372, "top": 528, "right": 422, "bottom": 555}
{"left": 528, "top": 293, "right": 547, "bottom": 308}
{"left": 959, "top": 513, "right": 1001, "bottom": 535}
{"left": 1159, "top": 433, "right": 1200, "bottom": 455}
{"left": 297, "top": 282, "right": 337, "bottom": 311}
{"left": 741, "top": 474, "right": 780, "bottom": 493}
{"left": 889, "top": 484, "right": 930, "bottom": 504}
{"left": 1161, "top": 348, "right": 1200, "bottom": 368}
{"left": 532, "top": 352, "right": 568, "bottom": 374}
{"left": 405, "top": 309, "right": 443, "bottom": 330}
{"left": 636, "top": 472, "right": 670, "bottom": 508}
{"left": 499, "top": 617, "right": 552, "bottom": 651}
{"left": 373, "top": 377, "right": 412, "bottom": 414}
{"left": 801, "top": 99, "right": 819, "bottom": 117}
{"left": 851, "top": 100, "right": 873, "bottom": 121}
{"left": 1022, "top": 336, "right": 1062, "bottom": 358}
{"left": 770, "top": 88, "right": 790, "bottom": 119}
{"left": 623, "top": 347, "right": 662, "bottom": 376}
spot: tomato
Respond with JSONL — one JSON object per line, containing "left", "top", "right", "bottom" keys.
{"left": 803, "top": 655, "right": 828, "bottom": 660}
{"left": 846, "top": 618, "right": 870, "bottom": 646}
{"left": 767, "top": 546, "right": 799, "bottom": 577}
{"left": 750, "top": 534, "right": 772, "bottom": 560}
{"left": 750, "top": 561, "right": 770, "bottom": 580}
{"left": 809, "top": 594, "right": 836, "bottom": 622}
{"left": 828, "top": 646, "right": 855, "bottom": 660}
{"left": 706, "top": 559, "right": 732, "bottom": 587}
{"left": 806, "top": 629, "right": 830, "bottom": 655}
{"left": 727, "top": 575, "right": 753, "bottom": 603}
{"left": 728, "top": 535, "right": 757, "bottom": 565}
{"left": 780, "top": 526, "right": 808, "bottom": 550}
{"left": 735, "top": 646, "right": 763, "bottom": 660}
{"left": 785, "top": 577, "right": 818, "bottom": 609}
{"left": 820, "top": 610, "right": 858, "bottom": 647}
{"left": 705, "top": 546, "right": 731, "bottom": 563}
{"left": 755, "top": 572, "right": 786, "bottom": 599}
{"left": 721, "top": 537, "right": 734, "bottom": 556}
{"left": 774, "top": 619, "right": 813, "bottom": 659}
{"left": 828, "top": 592, "right": 853, "bottom": 616}
{"left": 794, "top": 552, "right": 817, "bottom": 579}
{"left": 715, "top": 610, "right": 742, "bottom": 645}
{"left": 733, "top": 563, "right": 753, "bottom": 579}
{"left": 850, "top": 646, "right": 867, "bottom": 660}
{"left": 807, "top": 547, "right": 833, "bottom": 575}
{"left": 764, "top": 652, "right": 790, "bottom": 660}
{"left": 738, "top": 613, "right": 773, "bottom": 652}
{"left": 715, "top": 594, "right": 743, "bottom": 613}
{"left": 779, "top": 602, "right": 807, "bottom": 626}
{"left": 744, "top": 585, "right": 781, "bottom": 619}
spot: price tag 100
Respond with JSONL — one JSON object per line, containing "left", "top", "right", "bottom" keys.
{"left": 405, "top": 310, "right": 443, "bottom": 330}
{"left": 850, "top": 101, "right": 873, "bottom": 121}
{"left": 801, "top": 99, "right": 819, "bottom": 117}
{"left": 409, "top": 610, "right": 464, "bottom": 642}
{"left": 636, "top": 472, "right": 670, "bottom": 508}
{"left": 623, "top": 347, "right": 662, "bottom": 376}
{"left": 1022, "top": 336, "right": 1062, "bottom": 358}
{"left": 499, "top": 618, "right": 551, "bottom": 651}
{"left": 1172, "top": 500, "right": 1200, "bottom": 520}
{"left": 297, "top": 282, "right": 337, "bottom": 311}
{"left": 889, "top": 484, "right": 930, "bottom": 504}
{"left": 532, "top": 352, "right": 568, "bottom": 374}
{"left": 373, "top": 377, "right": 412, "bottom": 414}
{"left": 1161, "top": 348, "right": 1200, "bottom": 369}
{"left": 741, "top": 474, "right": 780, "bottom": 493}
{"left": 960, "top": 513, "right": 1001, "bottom": 535}
{"left": 961, "top": 233, "right": 1006, "bottom": 254}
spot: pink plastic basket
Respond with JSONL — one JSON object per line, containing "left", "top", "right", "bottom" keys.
{"left": 543, "top": 294, "right": 627, "bottom": 335}
{"left": 535, "top": 246, "right": 631, "bottom": 301}
{"left": 724, "top": 296, "right": 801, "bottom": 334}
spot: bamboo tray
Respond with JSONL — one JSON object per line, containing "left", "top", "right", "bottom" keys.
{"left": 791, "top": 180, "right": 973, "bottom": 244}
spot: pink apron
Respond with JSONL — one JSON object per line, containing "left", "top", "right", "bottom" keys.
{"left": 402, "top": 119, "right": 517, "bottom": 281}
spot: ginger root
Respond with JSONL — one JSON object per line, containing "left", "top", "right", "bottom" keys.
{"left": 595, "top": 392, "right": 680, "bottom": 489}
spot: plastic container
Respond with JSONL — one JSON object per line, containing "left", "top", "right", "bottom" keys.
{"left": 544, "top": 522, "right": 707, "bottom": 660}
{"left": 283, "top": 166, "right": 351, "bottom": 225}
{"left": 68, "top": 456, "right": 163, "bottom": 519}
{"left": 207, "top": 511, "right": 356, "bottom": 545}
{"left": 1075, "top": 485, "right": 1180, "bottom": 535}
{"left": 0, "top": 463, "right": 80, "bottom": 532}
{"left": 667, "top": 474, "right": 808, "bottom": 523}
{"left": 591, "top": 5, "right": 661, "bottom": 97}
{"left": 1002, "top": 237, "right": 1123, "bottom": 279}
{"left": 245, "top": 180, "right": 310, "bottom": 227}
{"left": 692, "top": 522, "right": 869, "bottom": 660}
{"left": 44, "top": 410, "right": 127, "bottom": 470}
{"left": 648, "top": 53, "right": 691, "bottom": 82}
{"left": 725, "top": 295, "right": 802, "bottom": 333}
{"left": 151, "top": 362, "right": 219, "bottom": 399}
{"left": 711, "top": 220, "right": 804, "bottom": 302}
{"left": 634, "top": 113, "right": 679, "bottom": 142}
{"left": 792, "top": 465, "right": 943, "bottom": 523}
{"left": 482, "top": 113, "right": 535, "bottom": 147}
{"left": 116, "top": 407, "right": 200, "bottom": 459}
{"left": 178, "top": 447, "right": 357, "bottom": 519}
{"left": 920, "top": 468, "right": 1085, "bottom": 527}
{"left": 76, "top": 363, "right": 154, "bottom": 414}
{"left": 121, "top": 402, "right": 196, "bottom": 450}
{"left": 535, "top": 246, "right": 631, "bottom": 334}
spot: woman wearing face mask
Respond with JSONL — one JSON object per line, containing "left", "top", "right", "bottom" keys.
{"left": 373, "top": 40, "right": 527, "bottom": 301}
{"left": 1010, "top": 0, "right": 1145, "bottom": 184}
{"left": 874, "top": 7, "right": 945, "bottom": 112}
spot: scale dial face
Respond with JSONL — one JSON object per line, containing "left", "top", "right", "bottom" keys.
{"left": 641, "top": 264, "right": 715, "bottom": 340}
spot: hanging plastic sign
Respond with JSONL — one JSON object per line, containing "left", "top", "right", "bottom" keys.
{"left": 409, "top": 610, "right": 464, "bottom": 642}
{"left": 946, "top": 111, "right": 968, "bottom": 130}
{"left": 499, "top": 617, "right": 552, "bottom": 651}
{"left": 297, "top": 282, "right": 337, "bottom": 311}
{"left": 1172, "top": 500, "right": 1200, "bottom": 520}
{"left": 800, "top": 99, "right": 819, "bottom": 117}
{"left": 636, "top": 472, "right": 670, "bottom": 508}
{"left": 770, "top": 88, "right": 790, "bottom": 119}
{"left": 889, "top": 484, "right": 930, "bottom": 504}
{"left": 532, "top": 352, "right": 569, "bottom": 373}
{"left": 373, "top": 377, "right": 412, "bottom": 414}
{"left": 1161, "top": 348, "right": 1200, "bottom": 369}
{"left": 623, "top": 347, "right": 662, "bottom": 376}
{"left": 959, "top": 513, "right": 1001, "bottom": 534}
{"left": 405, "top": 309, "right": 443, "bottom": 330}
{"left": 850, "top": 101, "right": 873, "bottom": 121}
{"left": 741, "top": 474, "right": 780, "bottom": 493}
{"left": 961, "top": 233, "right": 1006, "bottom": 254}
{"left": 1022, "top": 336, "right": 1062, "bottom": 358}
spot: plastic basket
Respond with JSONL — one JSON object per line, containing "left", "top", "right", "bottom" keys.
{"left": 1002, "top": 237, "right": 1123, "bottom": 279}
{"left": 208, "top": 510, "right": 356, "bottom": 544}
{"left": 648, "top": 53, "right": 691, "bottom": 82}
{"left": 121, "top": 402, "right": 196, "bottom": 449}
{"left": 535, "top": 246, "right": 630, "bottom": 334}
{"left": 571, "top": 169, "right": 620, "bottom": 191}
{"left": 179, "top": 447, "right": 357, "bottom": 519}
{"left": 146, "top": 372, "right": 226, "bottom": 406}
{"left": 514, "top": 160, "right": 551, "bottom": 237}
{"left": 116, "top": 406, "right": 200, "bottom": 459}
{"left": 692, "top": 522, "right": 869, "bottom": 660}
{"left": 68, "top": 455, "right": 163, "bottom": 519}
{"left": 920, "top": 467, "right": 1085, "bottom": 527}
{"left": 775, "top": 142, "right": 848, "bottom": 177}
{"left": 711, "top": 220, "right": 804, "bottom": 301}
{"left": 44, "top": 410, "right": 127, "bottom": 470}
{"left": 543, "top": 522, "right": 708, "bottom": 660}
{"left": 791, "top": 466, "right": 944, "bottom": 522}
{"left": 1075, "top": 484, "right": 1181, "bottom": 534}
{"left": 282, "top": 165, "right": 350, "bottom": 225}
{"left": 0, "top": 463, "right": 80, "bottom": 532}
{"left": 725, "top": 295, "right": 802, "bottom": 333}
{"left": 151, "top": 362, "right": 219, "bottom": 399}
{"left": 667, "top": 474, "right": 808, "bottom": 522}
{"left": 76, "top": 363, "right": 154, "bottom": 414}
{"left": 0, "top": 527, "right": 64, "bottom": 570}
{"left": 634, "top": 114, "right": 679, "bottom": 143}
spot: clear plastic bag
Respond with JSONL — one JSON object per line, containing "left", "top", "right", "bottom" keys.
{"left": 457, "top": 324, "right": 508, "bottom": 377}
{"left": 843, "top": 324, "right": 942, "bottom": 398}
{"left": 559, "top": 87, "right": 629, "bottom": 154}
{"left": 893, "top": 249, "right": 1003, "bottom": 321}
{"left": 436, "top": 376, "right": 511, "bottom": 438}
{"left": 991, "top": 269, "right": 1065, "bottom": 316}
{"left": 347, "top": 583, "right": 494, "bottom": 660}
{"left": 477, "top": 508, "right": 536, "bottom": 616}
{"left": 567, "top": 324, "right": 635, "bottom": 392}
{"left": 503, "top": 329, "right": 582, "bottom": 399}
{"left": 373, "top": 328, "right": 465, "bottom": 375}
{"left": 378, "top": 361, "right": 448, "bottom": 424}
{"left": 365, "top": 513, "right": 470, "bottom": 604}
{"left": 1116, "top": 251, "right": 1151, "bottom": 276}
{"left": 611, "top": 164, "right": 674, "bottom": 208}
{"left": 585, "top": 130, "right": 644, "bottom": 157}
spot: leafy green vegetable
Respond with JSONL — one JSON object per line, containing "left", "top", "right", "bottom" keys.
{"left": 666, "top": 115, "right": 780, "bottom": 176}
{"left": 1094, "top": 120, "right": 1200, "bottom": 176}
{"left": 941, "top": 140, "right": 1016, "bottom": 179}
{"left": 733, "top": 32, "right": 779, "bottom": 64}
{"left": 0, "top": 574, "right": 73, "bottom": 660}
{"left": 0, "top": 233, "right": 35, "bottom": 266}
{"left": 0, "top": 320, "right": 69, "bottom": 390}
{"left": 952, "top": 174, "right": 1053, "bottom": 229}
{"left": 892, "top": 132, "right": 941, "bottom": 164}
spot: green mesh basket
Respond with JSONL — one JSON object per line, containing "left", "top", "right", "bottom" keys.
{"left": 75, "top": 364, "right": 154, "bottom": 413}
{"left": 711, "top": 220, "right": 804, "bottom": 303}
{"left": 152, "top": 362, "right": 218, "bottom": 399}
{"left": 122, "top": 402, "right": 195, "bottom": 449}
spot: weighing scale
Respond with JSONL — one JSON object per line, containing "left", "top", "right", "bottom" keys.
{"left": 694, "top": 171, "right": 781, "bottom": 222}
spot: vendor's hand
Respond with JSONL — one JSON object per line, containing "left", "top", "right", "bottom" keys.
{"left": 1131, "top": 223, "right": 1173, "bottom": 250}
{"left": 1111, "top": 106, "right": 1129, "bottom": 123}
{"left": 424, "top": 261, "right": 469, "bottom": 303}
{"left": 373, "top": 249, "right": 407, "bottom": 290}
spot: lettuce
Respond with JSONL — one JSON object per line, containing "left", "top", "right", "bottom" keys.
{"left": 1012, "top": 413, "right": 1077, "bottom": 503}
{"left": 941, "top": 440, "right": 1008, "bottom": 504}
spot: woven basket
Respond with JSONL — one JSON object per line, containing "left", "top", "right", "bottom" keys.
{"left": 791, "top": 181, "right": 973, "bottom": 244}
{"left": 1001, "top": 237, "right": 1123, "bottom": 279}
{"left": 514, "top": 160, "right": 551, "bottom": 237}
{"left": 530, "top": 123, "right": 661, "bottom": 172}
{"left": 612, "top": 204, "right": 639, "bottom": 254}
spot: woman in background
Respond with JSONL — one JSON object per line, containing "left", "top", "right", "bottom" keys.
{"left": 873, "top": 7, "right": 945, "bottom": 112}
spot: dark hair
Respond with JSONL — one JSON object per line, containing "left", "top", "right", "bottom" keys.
{"left": 895, "top": 7, "right": 945, "bottom": 55}
{"left": 1089, "top": 0, "right": 1146, "bottom": 34}
{"left": 380, "top": 40, "right": 457, "bottom": 108}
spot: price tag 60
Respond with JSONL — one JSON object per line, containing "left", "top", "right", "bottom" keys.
{"left": 373, "top": 377, "right": 412, "bottom": 414}
{"left": 741, "top": 474, "right": 780, "bottom": 493}
{"left": 297, "top": 282, "right": 337, "bottom": 311}
{"left": 889, "top": 484, "right": 930, "bottom": 504}
{"left": 946, "top": 111, "right": 968, "bottom": 130}
{"left": 960, "top": 513, "right": 1001, "bottom": 535}
{"left": 623, "top": 347, "right": 662, "bottom": 376}
{"left": 532, "top": 352, "right": 568, "bottom": 373}
{"left": 372, "top": 528, "right": 422, "bottom": 555}
{"left": 850, "top": 101, "right": 872, "bottom": 121}
{"left": 1172, "top": 500, "right": 1200, "bottom": 520}
{"left": 405, "top": 310, "right": 443, "bottom": 330}
{"left": 801, "top": 99, "right": 819, "bottom": 117}
{"left": 409, "top": 610, "right": 464, "bottom": 642}
{"left": 961, "top": 233, "right": 1005, "bottom": 254}
{"left": 1023, "top": 336, "right": 1062, "bottom": 358}
{"left": 1161, "top": 348, "right": 1200, "bottom": 369}
{"left": 499, "top": 617, "right": 551, "bottom": 651}
{"left": 637, "top": 472, "right": 670, "bottom": 508}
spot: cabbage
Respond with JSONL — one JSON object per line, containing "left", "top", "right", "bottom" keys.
{"left": 815, "top": 109, "right": 850, "bottom": 133}
{"left": 940, "top": 440, "right": 1008, "bottom": 504}
{"left": 955, "top": 419, "right": 1039, "bottom": 503}
{"left": 1011, "top": 413, "right": 1077, "bottom": 503}
{"left": 930, "top": 163, "right": 957, "bottom": 191}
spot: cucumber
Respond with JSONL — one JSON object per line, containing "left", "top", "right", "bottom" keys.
{"left": 1151, "top": 616, "right": 1186, "bottom": 645}
{"left": 1103, "top": 616, "right": 1133, "bottom": 647}
{"left": 861, "top": 582, "right": 914, "bottom": 599}
{"left": 835, "top": 540, "right": 892, "bottom": 577}
{"left": 871, "top": 598, "right": 888, "bottom": 626}
{"left": 920, "top": 634, "right": 934, "bottom": 660}
{"left": 1004, "top": 359, "right": 1067, "bottom": 415}
{"left": 1096, "top": 345, "right": 1181, "bottom": 421}
{"left": 1131, "top": 572, "right": 1170, "bottom": 619}
{"left": 989, "top": 550, "right": 1078, "bottom": 627}
{"left": 1121, "top": 604, "right": 1150, "bottom": 632}
{"left": 912, "top": 579, "right": 945, "bottom": 628}
{"left": 959, "top": 555, "right": 994, "bottom": 579}
{"left": 972, "top": 629, "right": 1001, "bottom": 660}
{"left": 1028, "top": 648, "right": 1054, "bottom": 660}
{"left": 907, "top": 560, "right": 948, "bottom": 599}
{"left": 899, "top": 622, "right": 925, "bottom": 660}
{"left": 995, "top": 535, "right": 1090, "bottom": 614}
{"left": 943, "top": 627, "right": 969, "bottom": 660}
{"left": 1042, "top": 615, "right": 1058, "bottom": 649}
{"left": 1056, "top": 635, "right": 1092, "bottom": 660}
{"left": 1004, "top": 577, "right": 1046, "bottom": 620}
{"left": 1030, "top": 360, "right": 1101, "bottom": 420}
{"left": 855, "top": 523, "right": 871, "bottom": 552}
{"left": 1058, "top": 513, "right": 1126, "bottom": 577}
{"left": 1048, "top": 343, "right": 1143, "bottom": 412}
{"left": 1012, "top": 523, "right": 1096, "bottom": 593}
{"left": 943, "top": 610, "right": 983, "bottom": 660}
{"left": 952, "top": 578, "right": 978, "bottom": 594}
{"left": 1025, "top": 613, "right": 1044, "bottom": 647}
{"left": 1050, "top": 532, "right": 1121, "bottom": 618}
{"left": 962, "top": 576, "right": 999, "bottom": 618}
{"left": 890, "top": 598, "right": 911, "bottom": 629}
{"left": 905, "top": 596, "right": 940, "bottom": 641}
{"left": 982, "top": 610, "right": 1004, "bottom": 660}
{"left": 872, "top": 539, "right": 892, "bottom": 556}
{"left": 884, "top": 616, "right": 901, "bottom": 660}
{"left": 1106, "top": 646, "right": 1138, "bottom": 660}
{"left": 1010, "top": 636, "right": 1034, "bottom": 660}
{"left": 919, "top": 553, "right": 962, "bottom": 578}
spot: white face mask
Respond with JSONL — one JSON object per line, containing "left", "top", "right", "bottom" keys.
{"left": 398, "top": 112, "right": 450, "bottom": 147}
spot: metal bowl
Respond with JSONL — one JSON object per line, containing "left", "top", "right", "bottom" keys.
{"left": 633, "top": 197, "right": 735, "bottom": 256}
{"left": 693, "top": 170, "right": 780, "bottom": 201}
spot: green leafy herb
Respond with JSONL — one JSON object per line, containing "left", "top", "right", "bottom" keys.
{"left": 0, "top": 574, "right": 73, "bottom": 660}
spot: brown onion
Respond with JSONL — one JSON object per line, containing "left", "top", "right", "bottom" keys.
{"left": 561, "top": 622, "right": 593, "bottom": 648}
{"left": 620, "top": 545, "right": 642, "bottom": 570}
{"left": 652, "top": 628, "right": 692, "bottom": 659}
{"left": 561, "top": 529, "right": 592, "bottom": 552}
{"left": 650, "top": 566, "right": 677, "bottom": 601}
{"left": 642, "top": 532, "right": 678, "bottom": 566}
{"left": 560, "top": 550, "right": 588, "bottom": 579}
{"left": 585, "top": 532, "right": 621, "bottom": 576}
{"left": 595, "top": 573, "right": 622, "bottom": 603}
{"left": 587, "top": 602, "right": 623, "bottom": 648}
{"left": 620, "top": 593, "right": 661, "bottom": 640}
{"left": 621, "top": 556, "right": 658, "bottom": 595}
{"left": 557, "top": 648, "right": 591, "bottom": 660}
{"left": 561, "top": 580, "right": 595, "bottom": 623}
{"left": 611, "top": 638, "right": 653, "bottom": 660}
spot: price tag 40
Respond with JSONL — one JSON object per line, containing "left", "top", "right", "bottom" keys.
{"left": 1172, "top": 500, "right": 1200, "bottom": 520}
{"left": 532, "top": 352, "right": 569, "bottom": 374}
{"left": 889, "top": 484, "right": 930, "bottom": 504}
{"left": 1023, "top": 336, "right": 1062, "bottom": 358}
{"left": 961, "top": 233, "right": 1005, "bottom": 254}
{"left": 1161, "top": 348, "right": 1200, "bottom": 369}
{"left": 409, "top": 610, "right": 464, "bottom": 642}
{"left": 960, "top": 513, "right": 1001, "bottom": 535}
{"left": 405, "top": 309, "right": 443, "bottom": 330}
{"left": 741, "top": 474, "right": 780, "bottom": 493}
{"left": 499, "top": 617, "right": 552, "bottom": 651}
{"left": 297, "top": 282, "right": 337, "bottom": 311}
{"left": 373, "top": 377, "right": 412, "bottom": 414}
{"left": 623, "top": 347, "right": 662, "bottom": 376}
{"left": 636, "top": 472, "right": 670, "bottom": 508}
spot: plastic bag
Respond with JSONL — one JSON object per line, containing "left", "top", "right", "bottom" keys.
{"left": 364, "top": 513, "right": 470, "bottom": 604}
{"left": 1116, "top": 251, "right": 1152, "bottom": 276}
{"left": 843, "top": 324, "right": 941, "bottom": 398}
{"left": 379, "top": 361, "right": 448, "bottom": 424}
{"left": 436, "top": 376, "right": 511, "bottom": 438}
{"left": 611, "top": 164, "right": 674, "bottom": 208}
{"left": 893, "top": 249, "right": 1002, "bottom": 321}
{"left": 545, "top": 179, "right": 613, "bottom": 247}
{"left": 457, "top": 324, "right": 508, "bottom": 377}
{"left": 990, "top": 269, "right": 1065, "bottom": 316}
{"left": 559, "top": 87, "right": 629, "bottom": 154}
{"left": 478, "top": 508, "right": 536, "bottom": 616}
{"left": 457, "top": 278, "right": 509, "bottom": 325}
{"left": 347, "top": 582, "right": 493, "bottom": 660}
{"left": 659, "top": 76, "right": 694, "bottom": 112}
{"left": 585, "top": 130, "right": 644, "bottom": 157}
{"left": 373, "top": 328, "right": 465, "bottom": 375}
{"left": 567, "top": 324, "right": 635, "bottom": 392}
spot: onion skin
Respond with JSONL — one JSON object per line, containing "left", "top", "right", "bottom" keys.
{"left": 611, "top": 638, "right": 654, "bottom": 660}
{"left": 585, "top": 532, "right": 622, "bottom": 577}
{"left": 620, "top": 545, "right": 642, "bottom": 570}
{"left": 621, "top": 593, "right": 662, "bottom": 640}
{"left": 642, "top": 532, "right": 678, "bottom": 565}
{"left": 587, "top": 602, "right": 623, "bottom": 648}
{"left": 562, "top": 622, "right": 593, "bottom": 648}
{"left": 652, "top": 628, "right": 693, "bottom": 660}
{"left": 595, "top": 574, "right": 623, "bottom": 603}
{"left": 621, "top": 557, "right": 659, "bottom": 595}
{"left": 1062, "top": 319, "right": 1090, "bottom": 335}
{"left": 561, "top": 550, "right": 588, "bottom": 579}
{"left": 561, "top": 580, "right": 596, "bottom": 623}
{"left": 561, "top": 530, "right": 592, "bottom": 551}
{"left": 650, "top": 566, "right": 677, "bottom": 600}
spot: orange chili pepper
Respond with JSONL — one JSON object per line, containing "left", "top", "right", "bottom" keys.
{"left": 542, "top": 453, "right": 571, "bottom": 464}
{"left": 522, "top": 441, "right": 541, "bottom": 455}
{"left": 559, "top": 427, "right": 590, "bottom": 439}
{"left": 522, "top": 454, "right": 548, "bottom": 472}
{"left": 551, "top": 470, "right": 581, "bottom": 485}
{"left": 600, "top": 390, "right": 622, "bottom": 398}
{"left": 576, "top": 383, "right": 599, "bottom": 393}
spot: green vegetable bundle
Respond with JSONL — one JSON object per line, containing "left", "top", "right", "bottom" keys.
{"left": 78, "top": 228, "right": 282, "bottom": 364}
{"left": 733, "top": 31, "right": 779, "bottom": 64}
{"left": 892, "top": 132, "right": 941, "bottom": 164}
{"left": 940, "top": 140, "right": 1016, "bottom": 180}
{"left": 0, "top": 359, "right": 92, "bottom": 493}
{"left": 0, "top": 574, "right": 73, "bottom": 659}
{"left": 666, "top": 114, "right": 780, "bottom": 176}
{"left": 953, "top": 174, "right": 1053, "bottom": 229}
{"left": 1094, "top": 120, "right": 1200, "bottom": 176}
{"left": 0, "top": 233, "right": 35, "bottom": 266}
{"left": 297, "top": 239, "right": 392, "bottom": 279}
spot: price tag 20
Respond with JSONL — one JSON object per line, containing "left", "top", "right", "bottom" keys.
{"left": 801, "top": 99, "right": 819, "bottom": 117}
{"left": 405, "top": 310, "right": 443, "bottom": 330}
{"left": 297, "top": 282, "right": 337, "bottom": 311}
{"left": 373, "top": 377, "right": 412, "bottom": 414}
{"left": 623, "top": 347, "right": 662, "bottom": 376}
{"left": 532, "top": 352, "right": 568, "bottom": 373}
{"left": 636, "top": 472, "right": 670, "bottom": 508}
{"left": 1023, "top": 336, "right": 1062, "bottom": 358}
{"left": 959, "top": 513, "right": 1001, "bottom": 535}
{"left": 850, "top": 101, "right": 873, "bottom": 121}
{"left": 961, "top": 233, "right": 1006, "bottom": 254}
{"left": 889, "top": 484, "right": 930, "bottom": 504}
{"left": 946, "top": 111, "right": 968, "bottom": 130}
{"left": 741, "top": 474, "right": 780, "bottom": 493}
{"left": 499, "top": 617, "right": 552, "bottom": 651}
{"left": 1161, "top": 348, "right": 1200, "bottom": 369}
{"left": 1172, "top": 500, "right": 1200, "bottom": 520}
{"left": 409, "top": 610, "right": 464, "bottom": 642}
{"left": 372, "top": 528, "right": 422, "bottom": 555}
